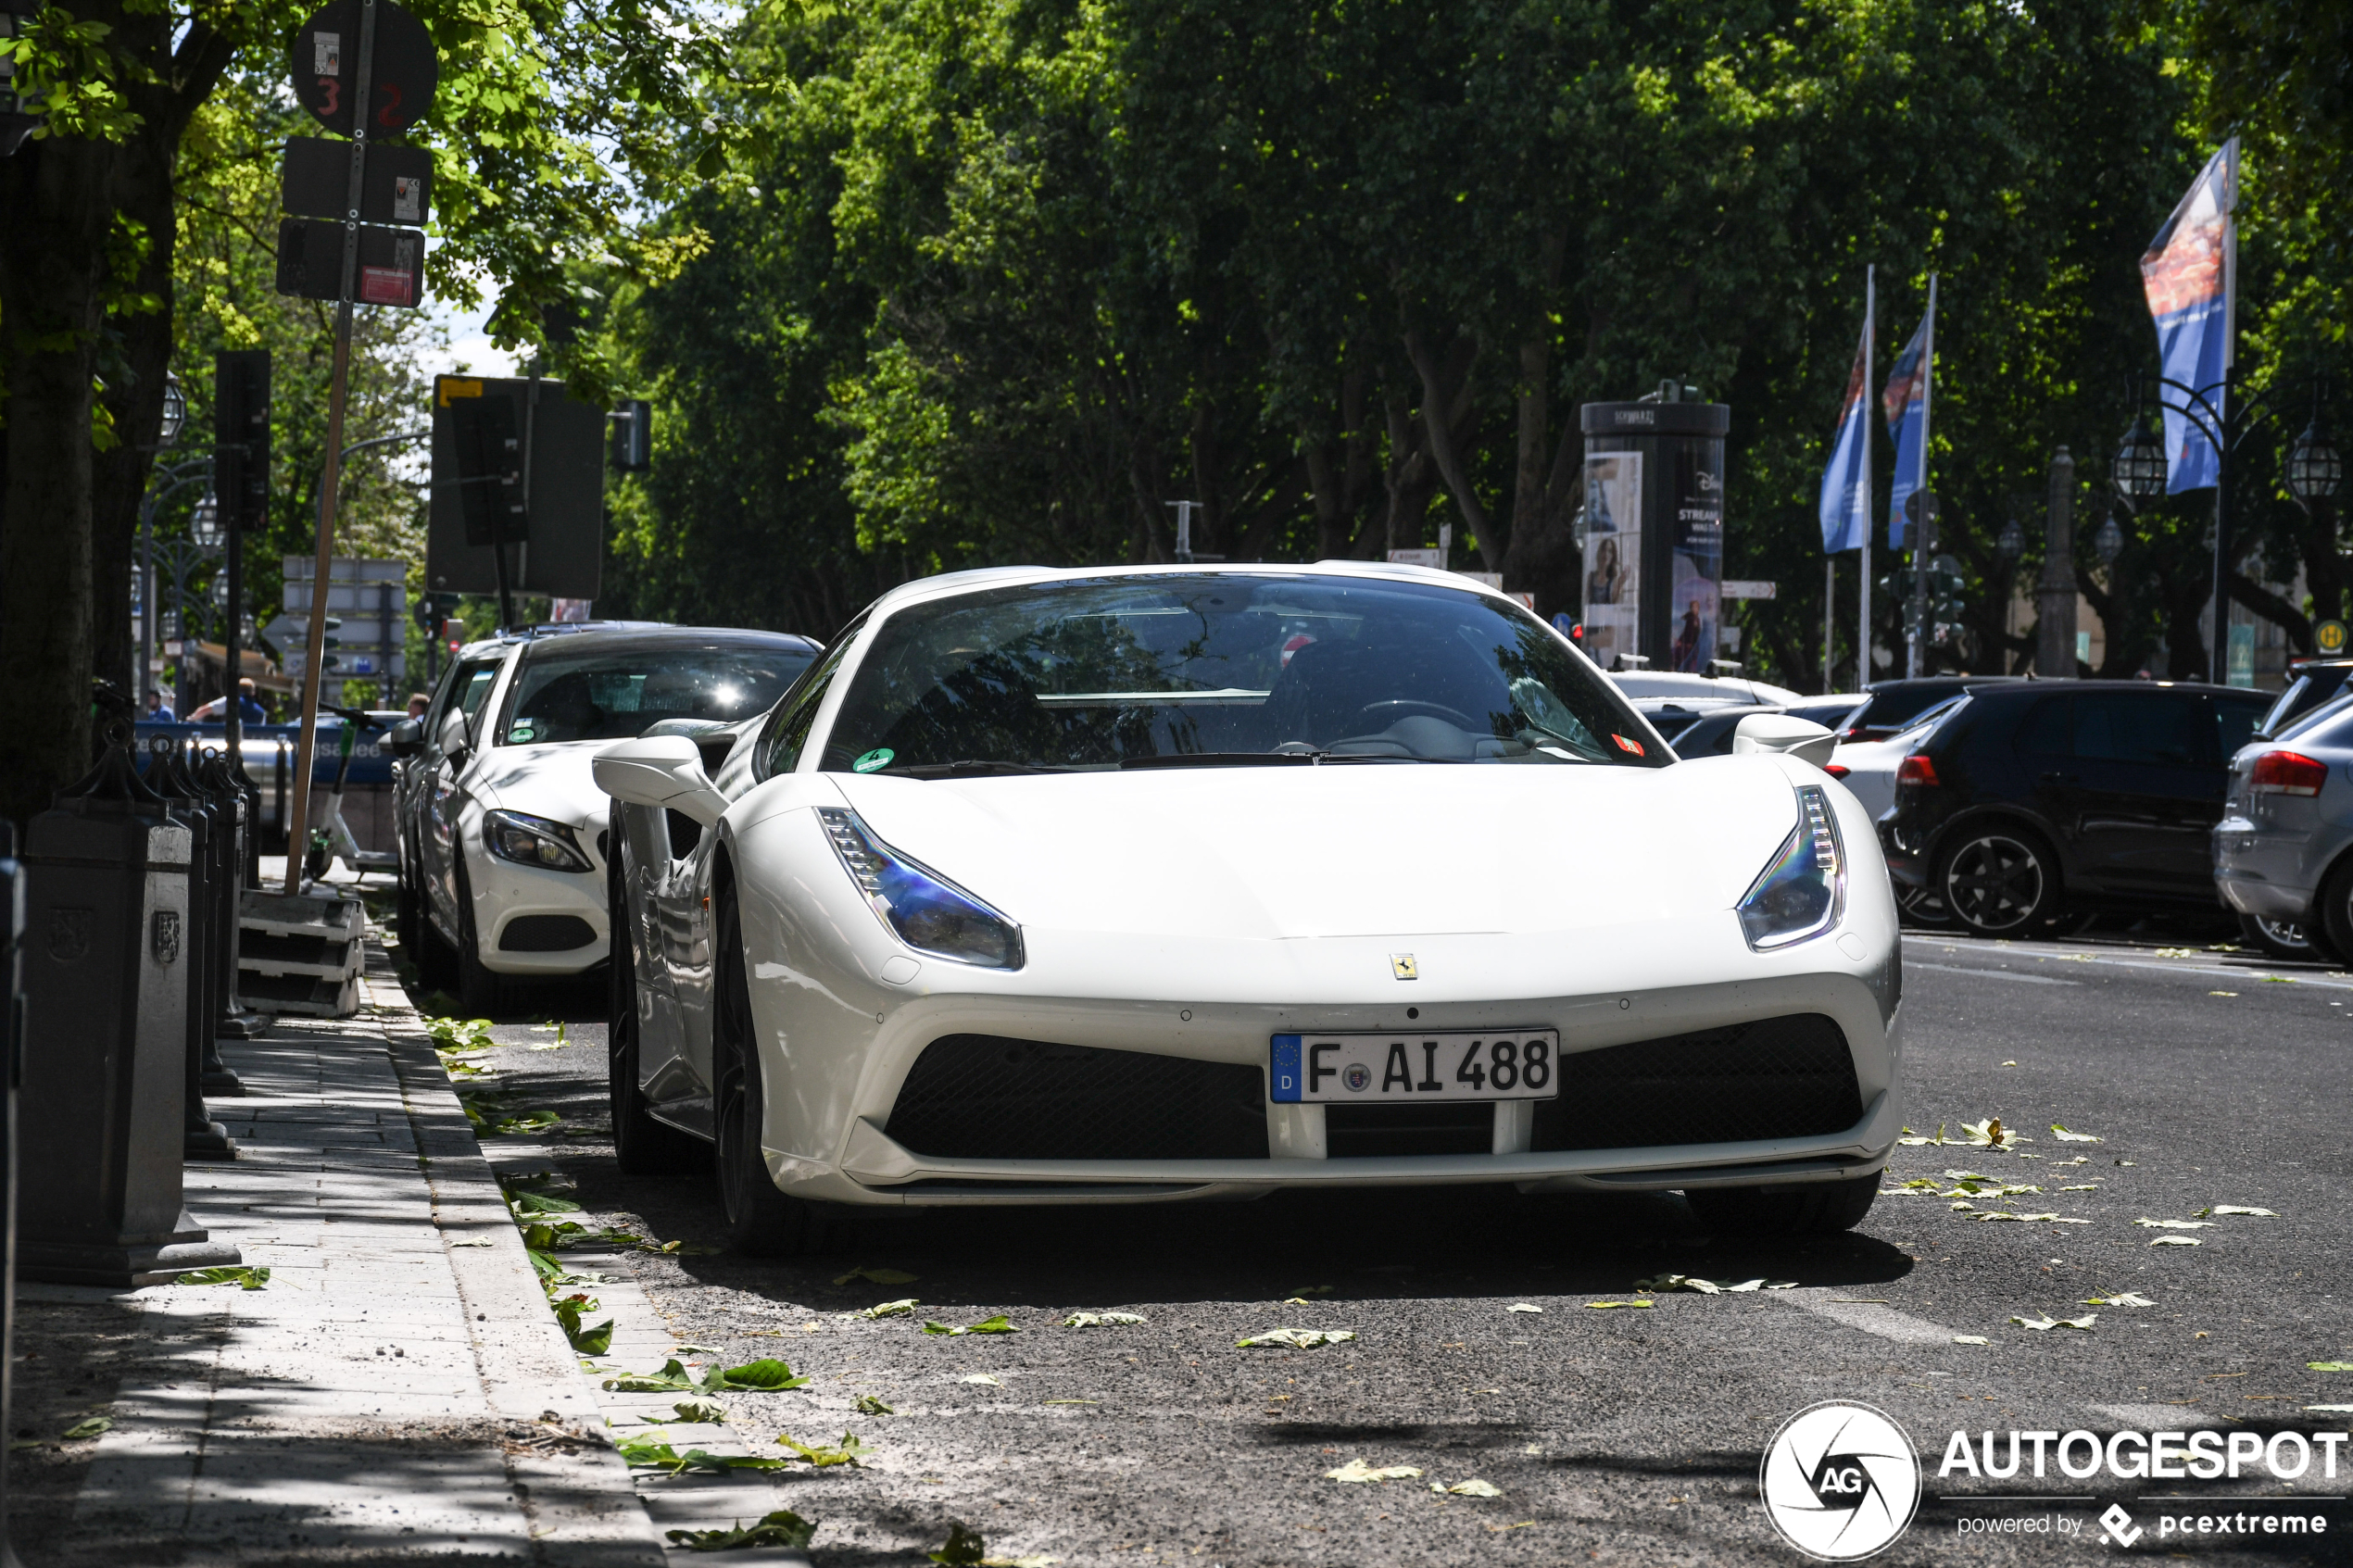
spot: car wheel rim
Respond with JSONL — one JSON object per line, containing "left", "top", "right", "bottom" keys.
{"left": 1944, "top": 834, "right": 2043, "bottom": 932}
{"left": 2257, "top": 917, "right": 2310, "bottom": 951}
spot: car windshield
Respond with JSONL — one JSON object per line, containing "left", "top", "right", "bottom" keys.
{"left": 499, "top": 641, "right": 814, "bottom": 745}
{"left": 819, "top": 573, "right": 1667, "bottom": 771}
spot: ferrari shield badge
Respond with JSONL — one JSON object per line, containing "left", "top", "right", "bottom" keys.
{"left": 1390, "top": 953, "right": 1418, "bottom": 981}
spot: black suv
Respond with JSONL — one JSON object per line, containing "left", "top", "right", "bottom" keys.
{"left": 1881, "top": 679, "right": 2271, "bottom": 935}
{"left": 1839, "top": 675, "right": 2023, "bottom": 742}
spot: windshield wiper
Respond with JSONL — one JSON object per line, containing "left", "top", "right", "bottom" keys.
{"left": 1120, "top": 751, "right": 1324, "bottom": 769}
{"left": 894, "top": 759, "right": 1086, "bottom": 778}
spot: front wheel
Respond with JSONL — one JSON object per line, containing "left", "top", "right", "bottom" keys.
{"left": 1685, "top": 1173, "right": 1880, "bottom": 1236}
{"left": 1939, "top": 825, "right": 2060, "bottom": 935}
{"left": 712, "top": 890, "right": 825, "bottom": 1256}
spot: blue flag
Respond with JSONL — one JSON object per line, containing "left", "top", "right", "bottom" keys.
{"left": 2140, "top": 141, "right": 2236, "bottom": 494}
{"left": 1818, "top": 303, "right": 1872, "bottom": 553}
{"left": 1882, "top": 284, "right": 1933, "bottom": 547}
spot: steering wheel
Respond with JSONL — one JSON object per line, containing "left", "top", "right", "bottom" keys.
{"left": 1355, "top": 699, "right": 1479, "bottom": 730}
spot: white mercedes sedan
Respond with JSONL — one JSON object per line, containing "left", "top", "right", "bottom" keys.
{"left": 595, "top": 564, "right": 1902, "bottom": 1254}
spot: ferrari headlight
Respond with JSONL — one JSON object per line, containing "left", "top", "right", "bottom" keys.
{"left": 1736, "top": 785, "right": 1845, "bottom": 950}
{"left": 484, "top": 809, "right": 594, "bottom": 872}
{"left": 817, "top": 807, "right": 1025, "bottom": 969}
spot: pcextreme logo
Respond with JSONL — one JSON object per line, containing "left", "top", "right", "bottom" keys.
{"left": 1760, "top": 1400, "right": 1923, "bottom": 1561}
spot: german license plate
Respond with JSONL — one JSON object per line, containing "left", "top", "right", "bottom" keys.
{"left": 1268, "top": 1030, "right": 1560, "bottom": 1103}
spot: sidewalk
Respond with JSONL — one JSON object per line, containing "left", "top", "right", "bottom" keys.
{"left": 9, "top": 940, "right": 674, "bottom": 1564}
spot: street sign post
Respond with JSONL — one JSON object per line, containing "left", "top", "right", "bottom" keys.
{"left": 274, "top": 0, "right": 438, "bottom": 895}
{"left": 1905, "top": 490, "right": 1942, "bottom": 677}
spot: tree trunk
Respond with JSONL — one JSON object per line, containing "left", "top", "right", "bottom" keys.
{"left": 1403, "top": 331, "right": 1500, "bottom": 573}
{"left": 0, "top": 133, "right": 120, "bottom": 825}
{"left": 92, "top": 144, "right": 180, "bottom": 707}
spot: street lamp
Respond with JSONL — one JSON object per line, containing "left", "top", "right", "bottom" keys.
{"left": 1996, "top": 518, "right": 2025, "bottom": 561}
{"left": 190, "top": 488, "right": 221, "bottom": 547}
{"left": 2286, "top": 399, "right": 2342, "bottom": 512}
{"left": 2111, "top": 411, "right": 2167, "bottom": 510}
{"left": 2095, "top": 514, "right": 2125, "bottom": 568}
{"left": 157, "top": 375, "right": 186, "bottom": 448}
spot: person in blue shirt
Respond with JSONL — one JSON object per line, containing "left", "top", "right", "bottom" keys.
{"left": 145, "top": 689, "right": 177, "bottom": 722}
{"left": 188, "top": 677, "right": 266, "bottom": 723}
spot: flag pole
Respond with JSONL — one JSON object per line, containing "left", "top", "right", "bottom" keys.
{"left": 1909, "top": 272, "right": 1938, "bottom": 679}
{"left": 2212, "top": 138, "right": 2239, "bottom": 684}
{"left": 1859, "top": 264, "right": 1875, "bottom": 689}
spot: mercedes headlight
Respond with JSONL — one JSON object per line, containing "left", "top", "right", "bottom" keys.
{"left": 818, "top": 807, "right": 1025, "bottom": 969}
{"left": 1736, "top": 784, "right": 1844, "bottom": 950}
{"left": 484, "top": 809, "right": 594, "bottom": 872}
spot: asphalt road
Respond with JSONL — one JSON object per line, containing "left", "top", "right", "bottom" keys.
{"left": 424, "top": 928, "right": 2353, "bottom": 1566}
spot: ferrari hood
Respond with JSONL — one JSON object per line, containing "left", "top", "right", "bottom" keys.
{"left": 825, "top": 759, "right": 1806, "bottom": 941}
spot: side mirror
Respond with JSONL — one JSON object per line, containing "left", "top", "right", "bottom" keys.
{"left": 384, "top": 717, "right": 425, "bottom": 758}
{"left": 593, "top": 734, "right": 730, "bottom": 827}
{"left": 1731, "top": 713, "right": 1838, "bottom": 769}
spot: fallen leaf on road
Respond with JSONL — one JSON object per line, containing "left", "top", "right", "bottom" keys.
{"left": 448, "top": 1237, "right": 495, "bottom": 1248}
{"left": 1488, "top": 1522, "right": 1538, "bottom": 1533}
{"left": 61, "top": 1416, "right": 111, "bottom": 1440}
{"left": 1896, "top": 1123, "right": 1950, "bottom": 1146}
{"left": 925, "top": 1316, "right": 1019, "bottom": 1336}
{"left": 1960, "top": 1118, "right": 2027, "bottom": 1148}
{"left": 1063, "top": 1311, "right": 1146, "bottom": 1328}
{"left": 835, "top": 1265, "right": 918, "bottom": 1286}
{"left": 2050, "top": 1125, "right": 2104, "bottom": 1142}
{"left": 666, "top": 1510, "right": 815, "bottom": 1552}
{"left": 1238, "top": 1328, "right": 1355, "bottom": 1348}
{"left": 1952, "top": 1336, "right": 1991, "bottom": 1346}
{"left": 177, "top": 1266, "right": 270, "bottom": 1289}
{"left": 1505, "top": 1303, "right": 1543, "bottom": 1314}
{"left": 1436, "top": 1478, "right": 1503, "bottom": 1497}
{"left": 2208, "top": 991, "right": 2238, "bottom": 997}
{"left": 1325, "top": 1460, "right": 1424, "bottom": 1483}
{"left": 720, "top": 1358, "right": 812, "bottom": 1390}
{"left": 603, "top": 1359, "right": 705, "bottom": 1394}
{"left": 673, "top": 1344, "right": 722, "bottom": 1356}
{"left": 1972, "top": 1212, "right": 2091, "bottom": 1224}
{"left": 860, "top": 1298, "right": 920, "bottom": 1320}
{"left": 853, "top": 1395, "right": 894, "bottom": 1415}
{"left": 2012, "top": 1314, "right": 2096, "bottom": 1332}
{"left": 2198, "top": 1206, "right": 2279, "bottom": 1218}
{"left": 2306, "top": 1362, "right": 2353, "bottom": 1372}
{"left": 2135, "top": 1219, "right": 2212, "bottom": 1229}
{"left": 930, "top": 1523, "right": 988, "bottom": 1565}
{"left": 2086, "top": 1293, "right": 2155, "bottom": 1308}
{"left": 2058, "top": 1185, "right": 2101, "bottom": 1191}
{"left": 1583, "top": 1301, "right": 1654, "bottom": 1310}
{"left": 671, "top": 1399, "right": 726, "bottom": 1423}
{"left": 2149, "top": 1236, "right": 2203, "bottom": 1247}
{"left": 776, "top": 1431, "right": 870, "bottom": 1468}
{"left": 2153, "top": 947, "right": 2197, "bottom": 958}
{"left": 960, "top": 1374, "right": 1004, "bottom": 1386}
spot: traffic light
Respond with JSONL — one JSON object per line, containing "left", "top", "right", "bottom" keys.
{"left": 1927, "top": 555, "right": 1968, "bottom": 621}
{"left": 213, "top": 350, "right": 271, "bottom": 531}
{"left": 611, "top": 398, "right": 651, "bottom": 471}
{"left": 412, "top": 591, "right": 456, "bottom": 637}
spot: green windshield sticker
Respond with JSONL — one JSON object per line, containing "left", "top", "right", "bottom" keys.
{"left": 852, "top": 748, "right": 894, "bottom": 773}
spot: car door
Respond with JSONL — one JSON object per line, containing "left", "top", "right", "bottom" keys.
{"left": 2009, "top": 695, "right": 2092, "bottom": 862}
{"left": 420, "top": 654, "right": 508, "bottom": 937}
{"left": 2068, "top": 689, "right": 2212, "bottom": 892}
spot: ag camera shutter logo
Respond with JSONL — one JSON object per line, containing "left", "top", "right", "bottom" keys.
{"left": 1760, "top": 1400, "right": 1922, "bottom": 1560}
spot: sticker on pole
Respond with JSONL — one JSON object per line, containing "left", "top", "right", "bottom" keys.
{"left": 291, "top": 0, "right": 439, "bottom": 137}
{"left": 1757, "top": 1400, "right": 1919, "bottom": 1561}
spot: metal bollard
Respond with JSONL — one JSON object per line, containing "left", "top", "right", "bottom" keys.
{"left": 193, "top": 748, "right": 257, "bottom": 1076}
{"left": 145, "top": 741, "right": 236, "bottom": 1161}
{"left": 18, "top": 729, "right": 240, "bottom": 1286}
{"left": 210, "top": 746, "right": 268, "bottom": 1040}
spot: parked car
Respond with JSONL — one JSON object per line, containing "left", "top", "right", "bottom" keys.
{"left": 1825, "top": 696, "right": 1969, "bottom": 821}
{"left": 1837, "top": 676, "right": 2024, "bottom": 743}
{"left": 2213, "top": 693, "right": 2353, "bottom": 961}
{"left": 1880, "top": 680, "right": 2271, "bottom": 936}
{"left": 1649, "top": 697, "right": 1865, "bottom": 759}
{"left": 388, "top": 623, "right": 821, "bottom": 1010}
{"left": 2251, "top": 659, "right": 2353, "bottom": 742}
{"left": 1608, "top": 669, "right": 1805, "bottom": 707}
{"left": 594, "top": 561, "right": 1901, "bottom": 1253}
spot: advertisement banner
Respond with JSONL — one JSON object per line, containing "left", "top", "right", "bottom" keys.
{"left": 1668, "top": 444, "right": 1723, "bottom": 671}
{"left": 1580, "top": 451, "right": 1642, "bottom": 670}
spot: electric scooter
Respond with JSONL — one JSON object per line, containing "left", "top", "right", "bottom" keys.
{"left": 304, "top": 705, "right": 401, "bottom": 883}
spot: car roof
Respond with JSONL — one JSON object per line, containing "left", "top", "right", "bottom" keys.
{"left": 850, "top": 559, "right": 1527, "bottom": 621}
{"left": 1961, "top": 677, "right": 2262, "bottom": 700}
{"left": 458, "top": 625, "right": 822, "bottom": 661}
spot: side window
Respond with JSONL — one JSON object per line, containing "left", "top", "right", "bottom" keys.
{"left": 438, "top": 659, "right": 502, "bottom": 748}
{"left": 2074, "top": 693, "right": 2197, "bottom": 765}
{"left": 757, "top": 634, "right": 859, "bottom": 779}
{"left": 2012, "top": 697, "right": 2071, "bottom": 756}
{"left": 2210, "top": 694, "right": 2270, "bottom": 761}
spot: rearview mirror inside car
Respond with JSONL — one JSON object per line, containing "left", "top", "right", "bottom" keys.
{"left": 593, "top": 734, "right": 731, "bottom": 827}
{"left": 1730, "top": 713, "right": 1838, "bottom": 769}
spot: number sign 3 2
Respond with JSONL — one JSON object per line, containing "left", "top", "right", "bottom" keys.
{"left": 291, "top": 0, "right": 438, "bottom": 139}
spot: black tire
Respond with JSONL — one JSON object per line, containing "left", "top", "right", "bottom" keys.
{"left": 1685, "top": 1172, "right": 1881, "bottom": 1236}
{"left": 2315, "top": 859, "right": 2353, "bottom": 967}
{"left": 1937, "top": 823, "right": 2060, "bottom": 935}
{"left": 453, "top": 855, "right": 510, "bottom": 1016}
{"left": 2238, "top": 910, "right": 2328, "bottom": 963}
{"left": 1895, "top": 884, "right": 1955, "bottom": 930}
{"left": 395, "top": 834, "right": 424, "bottom": 957}
{"left": 712, "top": 887, "right": 824, "bottom": 1256}
{"left": 610, "top": 866, "right": 705, "bottom": 1175}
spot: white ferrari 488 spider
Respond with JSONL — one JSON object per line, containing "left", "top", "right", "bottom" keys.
{"left": 595, "top": 563, "right": 1901, "bottom": 1253}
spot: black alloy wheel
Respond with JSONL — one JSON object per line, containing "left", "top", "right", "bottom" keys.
{"left": 1939, "top": 826, "right": 2058, "bottom": 935}
{"left": 1684, "top": 1172, "right": 1880, "bottom": 1235}
{"left": 609, "top": 853, "right": 705, "bottom": 1174}
{"left": 1895, "top": 885, "right": 1956, "bottom": 930}
{"left": 711, "top": 888, "right": 824, "bottom": 1256}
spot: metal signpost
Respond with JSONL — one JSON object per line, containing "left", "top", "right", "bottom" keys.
{"left": 275, "top": 0, "right": 436, "bottom": 894}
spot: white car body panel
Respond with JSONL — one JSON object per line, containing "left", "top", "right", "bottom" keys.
{"left": 602, "top": 562, "right": 1903, "bottom": 1207}
{"left": 1609, "top": 670, "right": 1805, "bottom": 707}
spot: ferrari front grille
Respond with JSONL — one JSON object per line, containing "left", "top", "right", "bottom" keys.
{"left": 1529, "top": 1012, "right": 1862, "bottom": 1151}
{"left": 887, "top": 1035, "right": 1270, "bottom": 1160}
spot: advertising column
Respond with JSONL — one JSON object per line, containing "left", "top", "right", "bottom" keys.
{"left": 1579, "top": 398, "right": 1730, "bottom": 671}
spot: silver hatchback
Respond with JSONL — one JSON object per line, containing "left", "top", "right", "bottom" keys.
{"left": 2213, "top": 691, "right": 2353, "bottom": 960}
